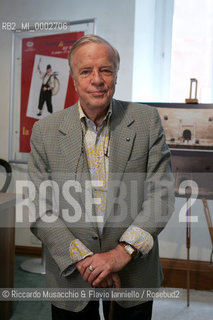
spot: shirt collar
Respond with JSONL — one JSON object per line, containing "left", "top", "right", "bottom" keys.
{"left": 78, "top": 101, "right": 112, "bottom": 126}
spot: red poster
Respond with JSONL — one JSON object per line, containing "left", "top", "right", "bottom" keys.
{"left": 20, "top": 31, "right": 84, "bottom": 152}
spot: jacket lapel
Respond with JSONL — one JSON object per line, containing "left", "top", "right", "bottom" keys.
{"left": 109, "top": 99, "right": 136, "bottom": 178}
{"left": 58, "top": 103, "right": 84, "bottom": 174}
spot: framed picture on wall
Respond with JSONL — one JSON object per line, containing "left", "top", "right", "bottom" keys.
{"left": 145, "top": 102, "right": 213, "bottom": 152}
{"left": 143, "top": 102, "right": 213, "bottom": 198}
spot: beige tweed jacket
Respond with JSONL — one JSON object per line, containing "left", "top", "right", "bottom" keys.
{"left": 28, "top": 99, "right": 174, "bottom": 312}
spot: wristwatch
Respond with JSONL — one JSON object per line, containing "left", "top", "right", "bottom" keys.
{"left": 119, "top": 241, "right": 138, "bottom": 258}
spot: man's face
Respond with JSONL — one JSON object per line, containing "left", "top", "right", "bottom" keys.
{"left": 71, "top": 42, "right": 117, "bottom": 112}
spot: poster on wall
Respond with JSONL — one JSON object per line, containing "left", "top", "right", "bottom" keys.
{"left": 20, "top": 31, "right": 84, "bottom": 153}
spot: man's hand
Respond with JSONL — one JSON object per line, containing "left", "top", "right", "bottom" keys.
{"left": 76, "top": 245, "right": 131, "bottom": 287}
{"left": 97, "top": 272, "right": 121, "bottom": 288}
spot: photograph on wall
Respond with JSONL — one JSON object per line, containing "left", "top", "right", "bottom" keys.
{"left": 20, "top": 31, "right": 84, "bottom": 153}
{"left": 157, "top": 106, "right": 213, "bottom": 151}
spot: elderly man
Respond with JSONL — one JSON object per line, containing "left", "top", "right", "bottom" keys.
{"left": 29, "top": 34, "right": 174, "bottom": 320}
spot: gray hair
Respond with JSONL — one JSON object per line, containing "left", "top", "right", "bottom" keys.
{"left": 68, "top": 34, "right": 120, "bottom": 77}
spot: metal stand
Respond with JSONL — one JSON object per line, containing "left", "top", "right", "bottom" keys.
{"left": 186, "top": 195, "right": 191, "bottom": 307}
{"left": 202, "top": 199, "right": 213, "bottom": 266}
{"left": 20, "top": 244, "right": 46, "bottom": 274}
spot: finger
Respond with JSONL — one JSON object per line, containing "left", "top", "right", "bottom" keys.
{"left": 82, "top": 267, "right": 95, "bottom": 282}
{"left": 76, "top": 257, "right": 93, "bottom": 275}
{"left": 95, "top": 274, "right": 113, "bottom": 288}
{"left": 87, "top": 268, "right": 102, "bottom": 284}
{"left": 80, "top": 258, "right": 94, "bottom": 276}
{"left": 81, "top": 258, "right": 104, "bottom": 279}
{"left": 92, "top": 270, "right": 109, "bottom": 287}
{"left": 99, "top": 275, "right": 112, "bottom": 288}
{"left": 82, "top": 264, "right": 102, "bottom": 283}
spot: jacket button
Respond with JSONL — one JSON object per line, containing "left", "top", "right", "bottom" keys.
{"left": 92, "top": 236, "right": 98, "bottom": 240}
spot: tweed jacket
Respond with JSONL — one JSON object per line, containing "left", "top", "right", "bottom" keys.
{"left": 28, "top": 99, "right": 174, "bottom": 311}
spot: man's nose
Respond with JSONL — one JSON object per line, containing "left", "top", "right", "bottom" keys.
{"left": 91, "top": 70, "right": 104, "bottom": 85}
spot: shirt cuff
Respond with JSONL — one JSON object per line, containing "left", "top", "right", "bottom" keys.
{"left": 69, "top": 239, "right": 93, "bottom": 264}
{"left": 120, "top": 225, "right": 154, "bottom": 255}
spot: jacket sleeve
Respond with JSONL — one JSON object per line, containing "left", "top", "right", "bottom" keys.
{"left": 119, "top": 107, "right": 175, "bottom": 253}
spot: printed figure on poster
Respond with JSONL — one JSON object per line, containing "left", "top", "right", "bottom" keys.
{"left": 26, "top": 54, "right": 69, "bottom": 119}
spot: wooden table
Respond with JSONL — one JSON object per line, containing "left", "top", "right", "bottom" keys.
{"left": 0, "top": 193, "right": 16, "bottom": 320}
